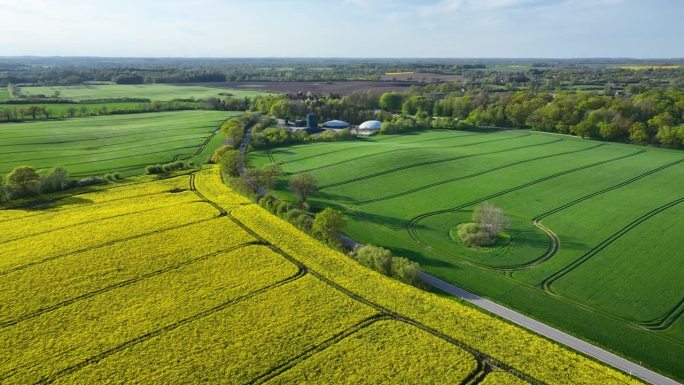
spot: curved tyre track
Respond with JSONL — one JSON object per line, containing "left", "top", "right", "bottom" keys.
{"left": 407, "top": 150, "right": 645, "bottom": 255}
{"left": 493, "top": 158, "right": 684, "bottom": 271}
{"left": 638, "top": 299, "right": 684, "bottom": 331}
{"left": 540, "top": 196, "right": 684, "bottom": 293}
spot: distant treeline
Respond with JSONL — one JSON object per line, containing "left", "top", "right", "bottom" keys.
{"left": 1, "top": 57, "right": 683, "bottom": 91}
{"left": 247, "top": 88, "right": 684, "bottom": 148}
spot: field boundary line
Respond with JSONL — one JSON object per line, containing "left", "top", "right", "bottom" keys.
{"left": 0, "top": 242, "right": 262, "bottom": 328}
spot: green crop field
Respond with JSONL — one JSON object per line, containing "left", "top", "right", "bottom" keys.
{"left": 0, "top": 110, "right": 239, "bottom": 178}
{"left": 18, "top": 84, "right": 267, "bottom": 101}
{"left": 0, "top": 168, "right": 643, "bottom": 385}
{"left": 251, "top": 129, "right": 684, "bottom": 381}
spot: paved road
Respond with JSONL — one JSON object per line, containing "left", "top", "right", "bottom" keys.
{"left": 245, "top": 130, "right": 680, "bottom": 385}
{"left": 421, "top": 273, "right": 680, "bottom": 385}
{"left": 337, "top": 233, "right": 679, "bottom": 385}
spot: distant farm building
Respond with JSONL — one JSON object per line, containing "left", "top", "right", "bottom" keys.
{"left": 359, "top": 120, "right": 382, "bottom": 130}
{"left": 323, "top": 120, "right": 351, "bottom": 129}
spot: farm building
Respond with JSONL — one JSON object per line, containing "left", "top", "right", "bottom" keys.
{"left": 323, "top": 120, "right": 351, "bottom": 129}
{"left": 359, "top": 120, "right": 382, "bottom": 130}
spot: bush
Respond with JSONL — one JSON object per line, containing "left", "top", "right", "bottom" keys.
{"left": 146, "top": 165, "right": 163, "bottom": 174}
{"left": 456, "top": 222, "right": 496, "bottom": 247}
{"left": 77, "top": 176, "right": 107, "bottom": 187}
{"left": 104, "top": 172, "right": 124, "bottom": 181}
{"left": 355, "top": 245, "right": 421, "bottom": 285}
{"left": 146, "top": 161, "right": 194, "bottom": 175}
{"left": 40, "top": 166, "right": 74, "bottom": 193}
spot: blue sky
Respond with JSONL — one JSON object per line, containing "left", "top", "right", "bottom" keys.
{"left": 1, "top": 0, "right": 682, "bottom": 58}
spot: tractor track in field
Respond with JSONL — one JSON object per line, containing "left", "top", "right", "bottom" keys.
{"left": 0, "top": 174, "right": 193, "bottom": 223}
{"left": 407, "top": 150, "right": 646, "bottom": 255}
{"left": 493, "top": 158, "right": 684, "bottom": 271}
{"left": 0, "top": 124, "right": 212, "bottom": 144}
{"left": 639, "top": 298, "right": 684, "bottom": 331}
{"left": 354, "top": 142, "right": 605, "bottom": 205}
{"left": 0, "top": 215, "right": 222, "bottom": 277}
{"left": 274, "top": 131, "right": 482, "bottom": 165}
{"left": 0, "top": 145, "right": 201, "bottom": 175}
{"left": 540, "top": 196, "right": 684, "bottom": 293}
{"left": 0, "top": 198, "right": 201, "bottom": 244}
{"left": 246, "top": 314, "right": 392, "bottom": 385}
{"left": 31, "top": 267, "right": 308, "bottom": 385}
{"left": 292, "top": 133, "right": 532, "bottom": 176}
{"left": 0, "top": 137, "right": 207, "bottom": 165}
{"left": 0, "top": 126, "right": 214, "bottom": 148}
{"left": 319, "top": 137, "right": 564, "bottom": 190}
{"left": 0, "top": 242, "right": 261, "bottom": 328}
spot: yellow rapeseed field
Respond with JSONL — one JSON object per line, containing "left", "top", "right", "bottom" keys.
{"left": 0, "top": 167, "right": 644, "bottom": 384}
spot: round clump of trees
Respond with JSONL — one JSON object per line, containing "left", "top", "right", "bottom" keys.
{"left": 456, "top": 202, "right": 510, "bottom": 247}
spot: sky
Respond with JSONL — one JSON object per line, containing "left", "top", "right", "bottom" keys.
{"left": 0, "top": 0, "right": 682, "bottom": 58}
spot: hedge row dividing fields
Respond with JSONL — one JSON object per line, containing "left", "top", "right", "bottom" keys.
{"left": 252, "top": 129, "right": 684, "bottom": 381}
{"left": 0, "top": 110, "right": 239, "bottom": 177}
{"left": 0, "top": 167, "right": 643, "bottom": 384}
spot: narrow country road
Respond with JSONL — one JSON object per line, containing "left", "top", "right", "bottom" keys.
{"left": 420, "top": 273, "right": 680, "bottom": 385}
{"left": 336, "top": 234, "right": 680, "bottom": 385}
{"left": 242, "top": 128, "right": 680, "bottom": 385}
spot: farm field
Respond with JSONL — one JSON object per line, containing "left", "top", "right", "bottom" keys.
{"left": 0, "top": 167, "right": 643, "bottom": 385}
{"left": 17, "top": 84, "right": 267, "bottom": 101}
{"left": 251, "top": 129, "right": 684, "bottom": 381}
{"left": 0, "top": 110, "right": 238, "bottom": 177}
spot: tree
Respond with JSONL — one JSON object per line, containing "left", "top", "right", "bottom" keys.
{"left": 379, "top": 92, "right": 402, "bottom": 111}
{"left": 25, "top": 106, "right": 42, "bottom": 120}
{"left": 289, "top": 173, "right": 318, "bottom": 204}
{"left": 41, "top": 166, "right": 72, "bottom": 193}
{"left": 312, "top": 207, "right": 346, "bottom": 244}
{"left": 66, "top": 107, "right": 78, "bottom": 118}
{"left": 629, "top": 122, "right": 649, "bottom": 144}
{"left": 221, "top": 119, "right": 244, "bottom": 148}
{"left": 6, "top": 166, "right": 41, "bottom": 199}
{"left": 212, "top": 146, "right": 241, "bottom": 177}
{"left": 240, "top": 164, "right": 281, "bottom": 194}
{"left": 474, "top": 202, "right": 510, "bottom": 237}
{"left": 355, "top": 244, "right": 393, "bottom": 276}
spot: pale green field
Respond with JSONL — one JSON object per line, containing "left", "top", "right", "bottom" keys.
{"left": 18, "top": 84, "right": 266, "bottom": 101}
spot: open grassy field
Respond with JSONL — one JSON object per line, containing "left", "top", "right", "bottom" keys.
{"left": 250, "top": 129, "right": 684, "bottom": 381}
{"left": 17, "top": 84, "right": 267, "bottom": 101}
{"left": 0, "top": 167, "right": 643, "bottom": 384}
{"left": 0, "top": 110, "right": 238, "bottom": 178}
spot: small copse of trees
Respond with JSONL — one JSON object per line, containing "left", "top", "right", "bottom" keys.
{"left": 457, "top": 202, "right": 511, "bottom": 247}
